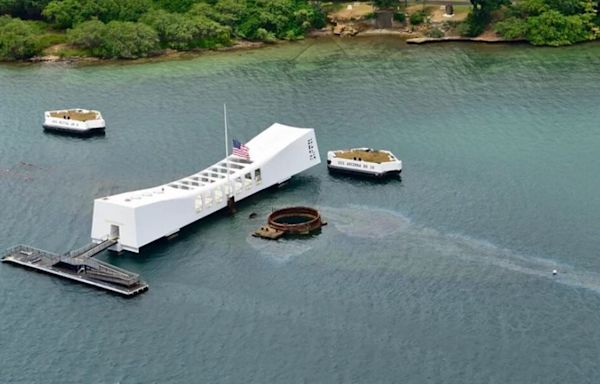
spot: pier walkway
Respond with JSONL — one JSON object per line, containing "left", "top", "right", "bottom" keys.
{"left": 2, "top": 239, "right": 148, "bottom": 296}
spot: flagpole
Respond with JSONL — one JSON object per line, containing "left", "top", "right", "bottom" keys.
{"left": 224, "top": 104, "right": 231, "bottom": 197}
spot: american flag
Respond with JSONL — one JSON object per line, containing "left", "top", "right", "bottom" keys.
{"left": 232, "top": 139, "right": 250, "bottom": 159}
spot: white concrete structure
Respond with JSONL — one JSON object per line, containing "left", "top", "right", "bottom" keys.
{"left": 43, "top": 109, "right": 105, "bottom": 134}
{"left": 91, "top": 123, "right": 320, "bottom": 252}
{"left": 327, "top": 148, "right": 402, "bottom": 178}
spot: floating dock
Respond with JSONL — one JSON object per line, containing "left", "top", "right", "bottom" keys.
{"left": 1, "top": 239, "right": 148, "bottom": 296}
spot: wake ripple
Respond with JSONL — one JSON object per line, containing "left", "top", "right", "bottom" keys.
{"left": 324, "top": 205, "right": 600, "bottom": 294}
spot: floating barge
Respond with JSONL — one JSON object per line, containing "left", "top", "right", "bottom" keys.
{"left": 1, "top": 240, "right": 148, "bottom": 296}
{"left": 327, "top": 148, "right": 402, "bottom": 178}
{"left": 43, "top": 108, "right": 106, "bottom": 135}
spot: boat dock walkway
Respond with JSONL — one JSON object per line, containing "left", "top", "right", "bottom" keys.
{"left": 1, "top": 239, "right": 148, "bottom": 296}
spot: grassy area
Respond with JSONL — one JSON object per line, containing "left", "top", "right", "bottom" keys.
{"left": 37, "top": 33, "right": 67, "bottom": 50}
{"left": 56, "top": 47, "right": 93, "bottom": 58}
{"left": 320, "top": 2, "right": 346, "bottom": 14}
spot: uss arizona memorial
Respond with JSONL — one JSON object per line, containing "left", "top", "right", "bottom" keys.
{"left": 91, "top": 123, "right": 320, "bottom": 253}
{"left": 2, "top": 120, "right": 401, "bottom": 295}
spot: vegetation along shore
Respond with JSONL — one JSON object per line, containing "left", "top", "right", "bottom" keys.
{"left": 0, "top": 0, "right": 599, "bottom": 62}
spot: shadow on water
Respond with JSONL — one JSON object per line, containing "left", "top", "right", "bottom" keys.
{"left": 327, "top": 171, "right": 402, "bottom": 185}
{"left": 42, "top": 129, "right": 107, "bottom": 141}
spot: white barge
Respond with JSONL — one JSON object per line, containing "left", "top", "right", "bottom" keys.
{"left": 91, "top": 123, "right": 320, "bottom": 253}
{"left": 43, "top": 109, "right": 105, "bottom": 134}
{"left": 327, "top": 148, "right": 402, "bottom": 178}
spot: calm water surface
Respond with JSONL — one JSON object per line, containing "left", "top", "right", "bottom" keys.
{"left": 1, "top": 37, "right": 600, "bottom": 383}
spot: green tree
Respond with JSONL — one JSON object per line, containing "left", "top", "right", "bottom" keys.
{"left": 154, "top": 0, "right": 205, "bottom": 13}
{"left": 544, "top": 0, "right": 586, "bottom": 15}
{"left": 0, "top": 0, "right": 51, "bottom": 19}
{"left": 187, "top": 2, "right": 220, "bottom": 19}
{"left": 212, "top": 0, "right": 246, "bottom": 26}
{"left": 66, "top": 18, "right": 106, "bottom": 55}
{"left": 511, "top": 0, "right": 549, "bottom": 17}
{"left": 526, "top": 10, "right": 590, "bottom": 45}
{"left": 460, "top": 0, "right": 509, "bottom": 36}
{"left": 99, "top": 21, "right": 158, "bottom": 58}
{"left": 372, "top": 0, "right": 397, "bottom": 9}
{"left": 117, "top": 0, "right": 154, "bottom": 22}
{"left": 0, "top": 17, "right": 40, "bottom": 59}
{"left": 470, "top": 0, "right": 509, "bottom": 15}
{"left": 494, "top": 16, "right": 528, "bottom": 39}
{"left": 141, "top": 9, "right": 228, "bottom": 49}
{"left": 43, "top": 0, "right": 151, "bottom": 28}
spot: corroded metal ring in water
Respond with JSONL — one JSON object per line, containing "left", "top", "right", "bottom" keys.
{"left": 267, "top": 207, "right": 325, "bottom": 235}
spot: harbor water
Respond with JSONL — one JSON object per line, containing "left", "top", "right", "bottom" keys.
{"left": 1, "top": 37, "right": 600, "bottom": 383}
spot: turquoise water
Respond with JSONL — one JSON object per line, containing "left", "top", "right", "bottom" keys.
{"left": 2, "top": 37, "right": 600, "bottom": 382}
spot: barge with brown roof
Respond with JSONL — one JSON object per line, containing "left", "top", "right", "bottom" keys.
{"left": 327, "top": 148, "right": 402, "bottom": 178}
{"left": 43, "top": 108, "right": 106, "bottom": 135}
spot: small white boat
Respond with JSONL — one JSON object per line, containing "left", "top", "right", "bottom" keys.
{"left": 43, "top": 109, "right": 105, "bottom": 135}
{"left": 327, "top": 148, "right": 402, "bottom": 178}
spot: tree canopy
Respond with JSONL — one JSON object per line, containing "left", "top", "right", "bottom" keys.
{"left": 68, "top": 19, "right": 159, "bottom": 58}
{"left": 493, "top": 0, "right": 598, "bottom": 45}
{"left": 0, "top": 0, "right": 326, "bottom": 60}
{"left": 0, "top": 0, "right": 51, "bottom": 19}
{"left": 0, "top": 16, "right": 40, "bottom": 59}
{"left": 460, "top": 0, "right": 599, "bottom": 45}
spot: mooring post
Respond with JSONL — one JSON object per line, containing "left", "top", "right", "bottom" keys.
{"left": 227, "top": 196, "right": 236, "bottom": 214}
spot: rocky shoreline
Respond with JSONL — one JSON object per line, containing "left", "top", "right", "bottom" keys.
{"left": 406, "top": 36, "right": 525, "bottom": 44}
{"left": 27, "top": 40, "right": 267, "bottom": 64}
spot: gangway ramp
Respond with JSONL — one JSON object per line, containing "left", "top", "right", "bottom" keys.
{"left": 65, "top": 238, "right": 118, "bottom": 259}
{"left": 1, "top": 239, "right": 148, "bottom": 296}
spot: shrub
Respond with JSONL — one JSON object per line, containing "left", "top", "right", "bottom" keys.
{"left": 141, "top": 10, "right": 219, "bottom": 49}
{"left": 0, "top": 15, "right": 13, "bottom": 27}
{"left": 116, "top": 0, "right": 154, "bottom": 22}
{"left": 511, "top": 0, "right": 549, "bottom": 17}
{"left": 254, "top": 27, "right": 276, "bottom": 42}
{"left": 0, "top": 17, "right": 41, "bottom": 60}
{"left": 153, "top": 0, "right": 201, "bottom": 13}
{"left": 373, "top": 0, "right": 398, "bottom": 9}
{"left": 67, "top": 19, "right": 107, "bottom": 55}
{"left": 427, "top": 27, "right": 444, "bottom": 38}
{"left": 68, "top": 19, "right": 159, "bottom": 58}
{"left": 99, "top": 21, "right": 159, "bottom": 58}
{"left": 212, "top": 0, "right": 247, "bottom": 26}
{"left": 43, "top": 0, "right": 152, "bottom": 28}
{"left": 494, "top": 16, "right": 528, "bottom": 39}
{"left": 363, "top": 12, "right": 375, "bottom": 20}
{"left": 526, "top": 10, "right": 591, "bottom": 46}
{"left": 0, "top": 0, "right": 52, "bottom": 19}
{"left": 393, "top": 12, "right": 406, "bottom": 23}
{"left": 409, "top": 11, "right": 425, "bottom": 25}
{"left": 458, "top": 12, "right": 488, "bottom": 37}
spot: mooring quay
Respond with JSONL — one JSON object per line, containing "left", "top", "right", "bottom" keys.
{"left": 1, "top": 239, "right": 148, "bottom": 296}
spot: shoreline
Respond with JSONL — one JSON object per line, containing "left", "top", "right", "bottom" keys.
{"left": 406, "top": 36, "right": 527, "bottom": 45}
{"left": 11, "top": 30, "right": 599, "bottom": 66}
{"left": 26, "top": 39, "right": 269, "bottom": 65}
